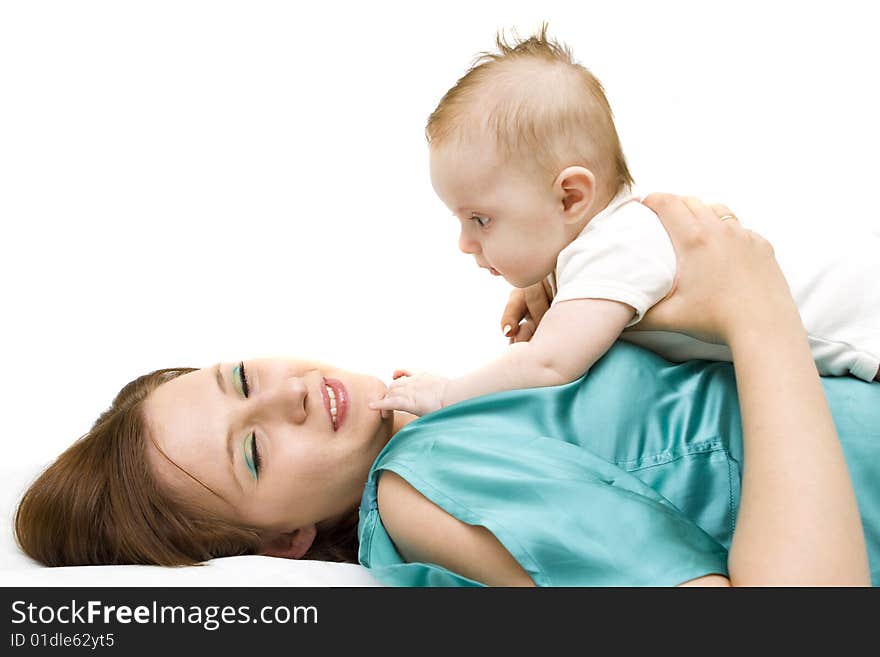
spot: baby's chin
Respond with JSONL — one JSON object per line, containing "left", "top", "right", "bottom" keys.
{"left": 516, "top": 271, "right": 554, "bottom": 288}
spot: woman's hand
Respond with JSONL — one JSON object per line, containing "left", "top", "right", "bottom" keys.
{"left": 641, "top": 194, "right": 869, "bottom": 586}
{"left": 637, "top": 194, "right": 800, "bottom": 346}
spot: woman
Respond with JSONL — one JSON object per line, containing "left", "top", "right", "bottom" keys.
{"left": 14, "top": 195, "right": 876, "bottom": 585}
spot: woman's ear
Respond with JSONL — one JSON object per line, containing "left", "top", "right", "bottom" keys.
{"left": 259, "top": 525, "right": 317, "bottom": 560}
{"left": 554, "top": 166, "right": 596, "bottom": 223}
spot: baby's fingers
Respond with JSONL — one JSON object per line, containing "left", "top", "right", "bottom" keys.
{"left": 500, "top": 288, "right": 528, "bottom": 337}
{"left": 369, "top": 395, "right": 419, "bottom": 416}
{"left": 387, "top": 377, "right": 414, "bottom": 394}
{"left": 510, "top": 317, "right": 537, "bottom": 343}
{"left": 523, "top": 282, "right": 551, "bottom": 323}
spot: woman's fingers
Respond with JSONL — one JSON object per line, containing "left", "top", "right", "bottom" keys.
{"left": 681, "top": 196, "right": 720, "bottom": 224}
{"left": 646, "top": 194, "right": 742, "bottom": 238}
{"left": 639, "top": 193, "right": 740, "bottom": 342}
{"left": 642, "top": 193, "right": 702, "bottom": 246}
{"left": 641, "top": 192, "right": 792, "bottom": 344}
{"left": 710, "top": 203, "right": 739, "bottom": 225}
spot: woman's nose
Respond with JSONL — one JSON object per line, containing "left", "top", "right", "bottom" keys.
{"left": 258, "top": 377, "right": 309, "bottom": 424}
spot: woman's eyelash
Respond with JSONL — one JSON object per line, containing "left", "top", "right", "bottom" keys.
{"left": 239, "top": 361, "right": 250, "bottom": 397}
{"left": 244, "top": 432, "right": 261, "bottom": 479}
{"left": 471, "top": 214, "right": 490, "bottom": 227}
{"left": 250, "top": 432, "right": 261, "bottom": 477}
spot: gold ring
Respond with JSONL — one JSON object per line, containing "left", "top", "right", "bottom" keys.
{"left": 719, "top": 214, "right": 736, "bottom": 222}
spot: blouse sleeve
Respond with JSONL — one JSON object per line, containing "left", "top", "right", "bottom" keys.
{"left": 361, "top": 428, "right": 728, "bottom": 587}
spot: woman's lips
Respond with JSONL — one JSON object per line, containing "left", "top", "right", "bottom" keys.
{"left": 489, "top": 267, "right": 501, "bottom": 276}
{"left": 322, "top": 377, "right": 348, "bottom": 431}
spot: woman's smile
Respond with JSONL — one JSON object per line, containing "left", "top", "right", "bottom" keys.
{"left": 322, "top": 378, "right": 348, "bottom": 431}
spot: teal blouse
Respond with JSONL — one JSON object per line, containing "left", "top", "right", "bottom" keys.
{"left": 358, "top": 342, "right": 880, "bottom": 586}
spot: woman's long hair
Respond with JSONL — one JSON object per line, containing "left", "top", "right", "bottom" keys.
{"left": 14, "top": 367, "right": 359, "bottom": 566}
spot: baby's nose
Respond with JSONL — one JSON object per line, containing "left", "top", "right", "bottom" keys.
{"left": 458, "top": 230, "right": 479, "bottom": 254}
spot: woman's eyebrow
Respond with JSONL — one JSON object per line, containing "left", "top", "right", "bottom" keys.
{"left": 214, "top": 364, "right": 242, "bottom": 492}
{"left": 215, "top": 364, "right": 227, "bottom": 394}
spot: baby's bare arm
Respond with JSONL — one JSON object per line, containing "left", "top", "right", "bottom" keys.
{"left": 443, "top": 298, "right": 634, "bottom": 405}
{"left": 371, "top": 298, "right": 634, "bottom": 416}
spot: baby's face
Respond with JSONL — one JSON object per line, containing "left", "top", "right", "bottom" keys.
{"left": 429, "top": 135, "right": 569, "bottom": 288}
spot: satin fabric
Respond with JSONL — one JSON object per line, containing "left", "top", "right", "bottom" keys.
{"left": 358, "top": 342, "right": 880, "bottom": 586}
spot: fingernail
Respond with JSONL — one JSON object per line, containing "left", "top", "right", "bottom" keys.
{"left": 503, "top": 324, "right": 512, "bottom": 336}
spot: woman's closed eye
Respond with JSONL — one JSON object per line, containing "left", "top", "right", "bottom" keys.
{"left": 243, "top": 431, "right": 261, "bottom": 480}
{"left": 232, "top": 361, "right": 261, "bottom": 479}
{"left": 232, "top": 361, "right": 250, "bottom": 397}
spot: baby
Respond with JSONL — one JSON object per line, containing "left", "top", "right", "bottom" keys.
{"left": 371, "top": 26, "right": 880, "bottom": 418}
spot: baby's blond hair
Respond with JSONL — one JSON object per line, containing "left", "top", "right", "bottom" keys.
{"left": 426, "top": 24, "right": 633, "bottom": 198}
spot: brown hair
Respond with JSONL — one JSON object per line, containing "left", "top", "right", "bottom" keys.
{"left": 14, "top": 367, "right": 359, "bottom": 567}
{"left": 426, "top": 23, "right": 633, "bottom": 199}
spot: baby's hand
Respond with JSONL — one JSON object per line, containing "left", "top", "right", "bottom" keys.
{"left": 500, "top": 281, "right": 552, "bottom": 344}
{"left": 369, "top": 370, "right": 450, "bottom": 417}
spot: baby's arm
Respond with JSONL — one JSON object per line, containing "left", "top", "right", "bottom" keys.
{"left": 447, "top": 298, "right": 634, "bottom": 401}
{"left": 371, "top": 298, "right": 634, "bottom": 416}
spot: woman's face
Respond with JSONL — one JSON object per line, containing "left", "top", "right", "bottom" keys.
{"left": 143, "top": 358, "right": 393, "bottom": 536}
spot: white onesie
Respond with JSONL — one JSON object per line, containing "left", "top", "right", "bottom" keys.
{"left": 548, "top": 188, "right": 880, "bottom": 382}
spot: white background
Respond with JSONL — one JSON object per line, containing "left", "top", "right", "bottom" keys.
{"left": 1, "top": 0, "right": 878, "bottom": 471}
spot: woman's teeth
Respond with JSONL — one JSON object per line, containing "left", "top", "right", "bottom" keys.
{"left": 326, "top": 384, "right": 338, "bottom": 428}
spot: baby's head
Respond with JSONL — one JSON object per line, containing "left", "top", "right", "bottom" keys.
{"left": 427, "top": 25, "right": 632, "bottom": 287}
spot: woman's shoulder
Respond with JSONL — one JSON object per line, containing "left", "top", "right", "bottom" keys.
{"left": 376, "top": 470, "right": 534, "bottom": 586}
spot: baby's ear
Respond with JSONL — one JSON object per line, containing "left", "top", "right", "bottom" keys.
{"left": 554, "top": 166, "right": 596, "bottom": 221}
{"left": 258, "top": 525, "right": 317, "bottom": 560}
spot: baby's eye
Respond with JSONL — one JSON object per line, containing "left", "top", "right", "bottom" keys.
{"left": 471, "top": 214, "right": 491, "bottom": 228}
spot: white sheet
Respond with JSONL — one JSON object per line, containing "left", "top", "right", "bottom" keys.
{"left": 1, "top": 464, "right": 382, "bottom": 587}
